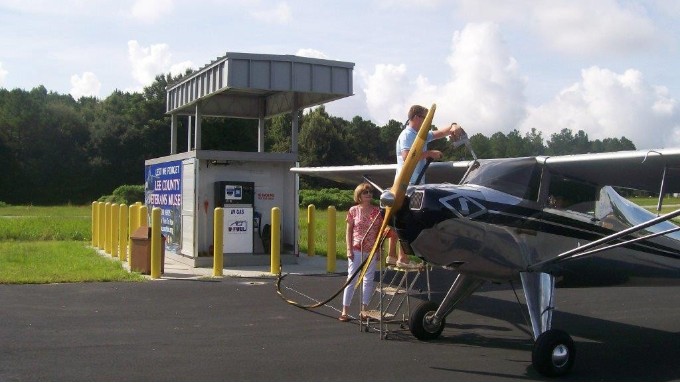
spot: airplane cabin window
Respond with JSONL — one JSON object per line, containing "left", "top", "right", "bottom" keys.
{"left": 547, "top": 176, "right": 598, "bottom": 214}
{"left": 463, "top": 158, "right": 541, "bottom": 200}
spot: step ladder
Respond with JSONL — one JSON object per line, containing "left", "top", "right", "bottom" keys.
{"left": 359, "top": 262, "right": 431, "bottom": 339}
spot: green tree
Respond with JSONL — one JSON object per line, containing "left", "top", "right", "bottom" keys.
{"left": 265, "top": 113, "right": 294, "bottom": 153}
{"left": 468, "top": 133, "right": 492, "bottom": 159}
{"left": 346, "top": 116, "right": 381, "bottom": 164}
{"left": 299, "top": 106, "right": 350, "bottom": 167}
{"left": 298, "top": 106, "right": 351, "bottom": 188}
{"left": 0, "top": 86, "right": 92, "bottom": 203}
{"left": 378, "top": 119, "right": 403, "bottom": 163}
{"left": 489, "top": 132, "right": 509, "bottom": 158}
{"left": 505, "top": 129, "right": 526, "bottom": 157}
{"left": 524, "top": 128, "right": 545, "bottom": 156}
{"left": 546, "top": 128, "right": 574, "bottom": 155}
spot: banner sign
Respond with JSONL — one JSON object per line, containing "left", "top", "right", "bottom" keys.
{"left": 144, "top": 161, "right": 182, "bottom": 252}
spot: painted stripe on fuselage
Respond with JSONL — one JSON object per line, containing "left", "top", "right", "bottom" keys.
{"left": 476, "top": 201, "right": 680, "bottom": 260}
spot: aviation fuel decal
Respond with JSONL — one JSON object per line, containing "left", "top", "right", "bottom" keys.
{"left": 439, "top": 193, "right": 488, "bottom": 219}
{"left": 227, "top": 220, "right": 248, "bottom": 233}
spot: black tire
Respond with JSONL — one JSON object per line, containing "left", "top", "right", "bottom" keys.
{"left": 409, "top": 301, "right": 445, "bottom": 341}
{"left": 532, "top": 329, "right": 575, "bottom": 377}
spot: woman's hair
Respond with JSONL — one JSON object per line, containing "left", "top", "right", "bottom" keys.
{"left": 353, "top": 182, "right": 373, "bottom": 204}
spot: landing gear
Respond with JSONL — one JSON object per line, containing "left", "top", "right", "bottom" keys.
{"left": 521, "top": 272, "right": 575, "bottom": 376}
{"left": 409, "top": 301, "right": 445, "bottom": 340}
{"left": 532, "top": 329, "right": 575, "bottom": 377}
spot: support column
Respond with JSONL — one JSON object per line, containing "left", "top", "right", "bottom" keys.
{"left": 194, "top": 104, "right": 202, "bottom": 150}
{"left": 187, "top": 115, "right": 193, "bottom": 150}
{"left": 258, "top": 117, "right": 265, "bottom": 153}
{"left": 170, "top": 114, "right": 178, "bottom": 154}
{"left": 291, "top": 107, "right": 299, "bottom": 155}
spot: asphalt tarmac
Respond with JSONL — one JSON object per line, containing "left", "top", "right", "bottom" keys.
{"left": 1, "top": 267, "right": 679, "bottom": 381}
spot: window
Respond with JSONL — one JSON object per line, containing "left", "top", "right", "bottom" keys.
{"left": 547, "top": 175, "right": 598, "bottom": 214}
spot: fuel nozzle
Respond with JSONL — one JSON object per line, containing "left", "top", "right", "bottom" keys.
{"left": 448, "top": 133, "right": 478, "bottom": 161}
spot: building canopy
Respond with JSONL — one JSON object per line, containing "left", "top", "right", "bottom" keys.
{"left": 166, "top": 52, "right": 355, "bottom": 119}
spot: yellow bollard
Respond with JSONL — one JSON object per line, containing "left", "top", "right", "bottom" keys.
{"left": 105, "top": 202, "right": 112, "bottom": 254}
{"left": 111, "top": 204, "right": 119, "bottom": 258}
{"left": 92, "top": 202, "right": 98, "bottom": 247}
{"left": 271, "top": 207, "right": 280, "bottom": 274}
{"left": 119, "top": 204, "right": 128, "bottom": 262}
{"left": 139, "top": 205, "right": 148, "bottom": 227}
{"left": 327, "top": 206, "right": 336, "bottom": 273}
{"left": 307, "top": 204, "right": 315, "bottom": 256}
{"left": 128, "top": 204, "right": 140, "bottom": 260}
{"left": 150, "top": 207, "right": 162, "bottom": 279}
{"left": 98, "top": 202, "right": 105, "bottom": 250}
{"left": 213, "top": 208, "right": 224, "bottom": 277}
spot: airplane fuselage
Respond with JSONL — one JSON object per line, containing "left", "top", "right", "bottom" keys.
{"left": 393, "top": 183, "right": 680, "bottom": 286}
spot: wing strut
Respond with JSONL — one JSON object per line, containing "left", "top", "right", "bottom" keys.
{"left": 362, "top": 175, "right": 384, "bottom": 194}
{"left": 656, "top": 165, "right": 667, "bottom": 216}
{"left": 554, "top": 226, "right": 680, "bottom": 262}
{"left": 641, "top": 149, "right": 669, "bottom": 216}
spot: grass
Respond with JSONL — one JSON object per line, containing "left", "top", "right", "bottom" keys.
{"left": 0, "top": 205, "right": 144, "bottom": 284}
{"left": 298, "top": 207, "right": 392, "bottom": 260}
{"left": 0, "top": 241, "right": 144, "bottom": 284}
{"left": 629, "top": 196, "right": 680, "bottom": 209}
{"left": 626, "top": 197, "right": 680, "bottom": 223}
{"left": 298, "top": 207, "right": 347, "bottom": 258}
{"left": 0, "top": 205, "right": 92, "bottom": 217}
{"left": 0, "top": 216, "right": 91, "bottom": 241}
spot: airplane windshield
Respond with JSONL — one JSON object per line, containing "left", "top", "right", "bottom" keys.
{"left": 461, "top": 158, "right": 541, "bottom": 200}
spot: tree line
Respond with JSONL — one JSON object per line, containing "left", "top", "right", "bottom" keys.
{"left": 0, "top": 73, "right": 635, "bottom": 205}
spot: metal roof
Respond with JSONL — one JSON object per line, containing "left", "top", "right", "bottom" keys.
{"left": 166, "top": 52, "right": 354, "bottom": 118}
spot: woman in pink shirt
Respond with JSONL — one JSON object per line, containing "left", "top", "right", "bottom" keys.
{"left": 339, "top": 182, "right": 397, "bottom": 322}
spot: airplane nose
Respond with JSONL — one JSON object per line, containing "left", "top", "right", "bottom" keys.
{"left": 380, "top": 190, "right": 395, "bottom": 208}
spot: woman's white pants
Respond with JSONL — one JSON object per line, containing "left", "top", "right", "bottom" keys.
{"left": 343, "top": 250, "right": 377, "bottom": 307}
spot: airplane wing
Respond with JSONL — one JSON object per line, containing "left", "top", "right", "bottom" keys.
{"left": 290, "top": 160, "right": 475, "bottom": 187}
{"left": 292, "top": 148, "right": 680, "bottom": 192}
{"left": 539, "top": 148, "right": 680, "bottom": 193}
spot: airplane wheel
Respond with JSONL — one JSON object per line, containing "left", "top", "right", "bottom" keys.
{"left": 532, "top": 329, "right": 575, "bottom": 377}
{"left": 409, "top": 301, "right": 445, "bottom": 341}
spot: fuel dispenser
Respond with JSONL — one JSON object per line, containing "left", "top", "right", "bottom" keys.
{"left": 215, "top": 181, "right": 254, "bottom": 253}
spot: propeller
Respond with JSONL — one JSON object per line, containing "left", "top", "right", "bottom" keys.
{"left": 355, "top": 104, "right": 437, "bottom": 287}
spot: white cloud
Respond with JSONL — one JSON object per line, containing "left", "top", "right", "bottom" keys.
{"left": 128, "top": 40, "right": 192, "bottom": 87}
{"left": 362, "top": 63, "right": 411, "bottom": 124}
{"left": 169, "top": 61, "right": 193, "bottom": 77}
{"left": 362, "top": 23, "right": 527, "bottom": 136}
{"left": 438, "top": 23, "right": 526, "bottom": 133}
{"left": 0, "top": 0, "right": 101, "bottom": 16}
{"left": 0, "top": 62, "right": 8, "bottom": 86}
{"left": 457, "top": 0, "right": 660, "bottom": 56}
{"left": 128, "top": 40, "right": 170, "bottom": 85}
{"left": 358, "top": 21, "right": 680, "bottom": 150}
{"left": 520, "top": 67, "right": 680, "bottom": 149}
{"left": 130, "top": 0, "right": 174, "bottom": 23}
{"left": 250, "top": 2, "right": 291, "bottom": 24}
{"left": 374, "top": 0, "right": 442, "bottom": 8}
{"left": 295, "top": 49, "right": 328, "bottom": 60}
{"left": 70, "top": 72, "right": 101, "bottom": 99}
{"left": 531, "top": 1, "right": 658, "bottom": 55}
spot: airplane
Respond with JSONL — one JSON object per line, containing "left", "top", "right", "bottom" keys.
{"left": 289, "top": 104, "right": 680, "bottom": 377}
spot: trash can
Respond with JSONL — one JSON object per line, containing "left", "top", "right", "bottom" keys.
{"left": 130, "top": 226, "right": 165, "bottom": 275}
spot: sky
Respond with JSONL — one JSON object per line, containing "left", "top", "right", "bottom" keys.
{"left": 1, "top": 0, "right": 680, "bottom": 150}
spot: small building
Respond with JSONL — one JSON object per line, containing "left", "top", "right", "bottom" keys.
{"left": 144, "top": 52, "right": 354, "bottom": 266}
